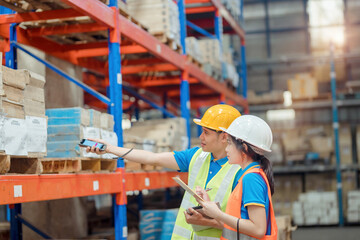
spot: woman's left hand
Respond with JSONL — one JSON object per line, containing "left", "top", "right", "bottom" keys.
{"left": 196, "top": 199, "right": 223, "bottom": 220}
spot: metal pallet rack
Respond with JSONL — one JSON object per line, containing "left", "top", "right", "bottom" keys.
{"left": 0, "top": 0, "right": 247, "bottom": 239}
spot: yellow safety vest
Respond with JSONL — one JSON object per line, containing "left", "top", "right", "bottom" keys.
{"left": 172, "top": 148, "right": 240, "bottom": 240}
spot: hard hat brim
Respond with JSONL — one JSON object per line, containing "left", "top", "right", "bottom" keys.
{"left": 220, "top": 126, "right": 272, "bottom": 153}
{"left": 194, "top": 119, "right": 220, "bottom": 131}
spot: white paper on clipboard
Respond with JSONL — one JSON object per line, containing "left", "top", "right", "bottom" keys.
{"left": 172, "top": 177, "right": 204, "bottom": 202}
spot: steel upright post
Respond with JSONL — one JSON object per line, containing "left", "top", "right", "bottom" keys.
{"left": 240, "top": 39, "right": 247, "bottom": 99}
{"left": 6, "top": 23, "right": 22, "bottom": 240}
{"left": 108, "top": 1, "right": 127, "bottom": 239}
{"left": 178, "top": 0, "right": 191, "bottom": 148}
{"left": 330, "top": 43, "right": 344, "bottom": 226}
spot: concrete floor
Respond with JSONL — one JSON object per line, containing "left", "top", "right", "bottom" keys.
{"left": 292, "top": 226, "right": 360, "bottom": 240}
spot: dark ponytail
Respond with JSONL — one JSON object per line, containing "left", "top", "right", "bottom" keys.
{"left": 258, "top": 155, "right": 274, "bottom": 196}
{"left": 231, "top": 136, "right": 275, "bottom": 195}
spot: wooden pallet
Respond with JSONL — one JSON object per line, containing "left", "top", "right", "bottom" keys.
{"left": 153, "top": 32, "right": 182, "bottom": 54}
{"left": 0, "top": 154, "right": 117, "bottom": 174}
{"left": 0, "top": 0, "right": 147, "bottom": 45}
{"left": 41, "top": 158, "right": 117, "bottom": 173}
{"left": 0, "top": 154, "right": 43, "bottom": 174}
{"left": 124, "top": 160, "right": 163, "bottom": 172}
{"left": 186, "top": 54, "right": 203, "bottom": 69}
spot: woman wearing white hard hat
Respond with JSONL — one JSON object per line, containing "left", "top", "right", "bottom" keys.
{"left": 195, "top": 115, "right": 278, "bottom": 240}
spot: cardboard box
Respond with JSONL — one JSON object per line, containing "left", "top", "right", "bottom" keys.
{"left": 1, "top": 66, "right": 27, "bottom": 90}
{"left": 3, "top": 84, "right": 24, "bottom": 104}
{"left": 276, "top": 215, "right": 294, "bottom": 240}
{"left": 1, "top": 99, "right": 25, "bottom": 119}
{"left": 338, "top": 125, "right": 352, "bottom": 165}
{"left": 24, "top": 70, "right": 46, "bottom": 88}
{"left": 24, "top": 86, "right": 45, "bottom": 102}
{"left": 24, "top": 99, "right": 45, "bottom": 117}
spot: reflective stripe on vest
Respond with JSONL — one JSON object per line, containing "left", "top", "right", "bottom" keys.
{"left": 222, "top": 229, "right": 258, "bottom": 240}
{"left": 172, "top": 224, "right": 192, "bottom": 239}
{"left": 221, "top": 168, "right": 278, "bottom": 240}
{"left": 172, "top": 148, "right": 240, "bottom": 240}
{"left": 194, "top": 234, "right": 224, "bottom": 240}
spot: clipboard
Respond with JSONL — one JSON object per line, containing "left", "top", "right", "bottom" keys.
{"left": 172, "top": 177, "right": 205, "bottom": 202}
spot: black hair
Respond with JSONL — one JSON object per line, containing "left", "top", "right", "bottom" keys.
{"left": 230, "top": 136, "right": 275, "bottom": 195}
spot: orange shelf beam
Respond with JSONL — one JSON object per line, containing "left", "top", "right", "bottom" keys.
{"left": 125, "top": 172, "right": 188, "bottom": 191}
{"left": 0, "top": 173, "right": 123, "bottom": 205}
{"left": 186, "top": 6, "right": 216, "bottom": 14}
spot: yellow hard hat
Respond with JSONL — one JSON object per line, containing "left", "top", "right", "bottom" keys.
{"left": 193, "top": 104, "right": 241, "bottom": 131}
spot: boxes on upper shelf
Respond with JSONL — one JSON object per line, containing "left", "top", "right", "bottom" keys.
{"left": 287, "top": 73, "right": 318, "bottom": 99}
{"left": 198, "top": 39, "right": 222, "bottom": 71}
{"left": 127, "top": 0, "right": 180, "bottom": 48}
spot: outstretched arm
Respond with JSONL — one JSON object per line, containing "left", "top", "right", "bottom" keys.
{"left": 86, "top": 138, "right": 180, "bottom": 170}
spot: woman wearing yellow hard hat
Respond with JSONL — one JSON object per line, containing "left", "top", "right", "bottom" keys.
{"left": 86, "top": 104, "right": 242, "bottom": 240}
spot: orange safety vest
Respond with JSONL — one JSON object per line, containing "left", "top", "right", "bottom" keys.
{"left": 221, "top": 167, "right": 277, "bottom": 240}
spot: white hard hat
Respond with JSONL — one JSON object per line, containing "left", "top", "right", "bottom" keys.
{"left": 219, "top": 115, "right": 273, "bottom": 154}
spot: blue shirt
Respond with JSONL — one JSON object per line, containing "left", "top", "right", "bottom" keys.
{"left": 238, "top": 162, "right": 271, "bottom": 235}
{"left": 173, "top": 147, "right": 241, "bottom": 191}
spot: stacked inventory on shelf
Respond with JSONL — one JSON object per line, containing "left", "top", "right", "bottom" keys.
{"left": 279, "top": 124, "right": 354, "bottom": 165}
{"left": 292, "top": 191, "right": 339, "bottom": 226}
{"left": 288, "top": 73, "right": 318, "bottom": 100}
{"left": 127, "top": 0, "right": 181, "bottom": 49}
{"left": 46, "top": 107, "right": 117, "bottom": 159}
{"left": 221, "top": 0, "right": 242, "bottom": 21}
{"left": 185, "top": 37, "right": 203, "bottom": 64}
{"left": 198, "top": 39, "right": 222, "bottom": 81}
{"left": 124, "top": 117, "right": 188, "bottom": 153}
{"left": 0, "top": 66, "right": 47, "bottom": 158}
{"left": 347, "top": 191, "right": 360, "bottom": 223}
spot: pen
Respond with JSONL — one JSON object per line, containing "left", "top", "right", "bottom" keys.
{"left": 205, "top": 188, "right": 212, "bottom": 192}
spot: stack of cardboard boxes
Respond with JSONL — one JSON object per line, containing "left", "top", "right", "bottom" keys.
{"left": 46, "top": 107, "right": 117, "bottom": 159}
{"left": 0, "top": 66, "right": 47, "bottom": 157}
{"left": 347, "top": 191, "right": 360, "bottom": 223}
{"left": 185, "top": 37, "right": 203, "bottom": 64}
{"left": 198, "top": 39, "right": 222, "bottom": 80}
{"left": 292, "top": 191, "right": 339, "bottom": 226}
{"left": 124, "top": 117, "right": 188, "bottom": 153}
{"left": 127, "top": 0, "right": 180, "bottom": 49}
{"left": 287, "top": 73, "right": 318, "bottom": 100}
